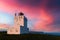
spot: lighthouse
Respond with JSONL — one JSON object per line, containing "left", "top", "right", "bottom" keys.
{"left": 7, "top": 12, "right": 29, "bottom": 34}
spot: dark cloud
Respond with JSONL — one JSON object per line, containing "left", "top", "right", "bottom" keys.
{"left": 16, "top": 0, "right": 60, "bottom": 8}
{"left": 53, "top": 14, "right": 60, "bottom": 25}
{"left": 46, "top": 0, "right": 60, "bottom": 27}
{"left": 47, "top": 0, "right": 60, "bottom": 8}
{"left": 49, "top": 9, "right": 60, "bottom": 24}
{"left": 48, "top": 12, "right": 60, "bottom": 28}
{"left": 16, "top": 0, "right": 42, "bottom": 7}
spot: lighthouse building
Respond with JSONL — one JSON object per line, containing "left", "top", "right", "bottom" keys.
{"left": 7, "top": 12, "right": 29, "bottom": 34}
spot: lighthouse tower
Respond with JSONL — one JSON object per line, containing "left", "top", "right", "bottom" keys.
{"left": 7, "top": 12, "right": 29, "bottom": 34}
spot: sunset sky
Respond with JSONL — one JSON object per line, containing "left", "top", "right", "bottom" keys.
{"left": 0, "top": 0, "right": 60, "bottom": 32}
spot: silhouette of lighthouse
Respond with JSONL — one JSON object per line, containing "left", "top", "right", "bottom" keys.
{"left": 7, "top": 12, "right": 29, "bottom": 34}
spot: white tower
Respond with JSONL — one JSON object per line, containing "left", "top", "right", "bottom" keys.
{"left": 7, "top": 12, "right": 29, "bottom": 34}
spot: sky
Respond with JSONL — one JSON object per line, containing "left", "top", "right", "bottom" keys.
{"left": 0, "top": 0, "right": 60, "bottom": 32}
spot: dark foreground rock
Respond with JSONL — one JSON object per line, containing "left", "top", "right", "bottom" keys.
{"left": 0, "top": 32, "right": 60, "bottom": 40}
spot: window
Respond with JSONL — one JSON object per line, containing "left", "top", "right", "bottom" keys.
{"left": 10, "top": 29, "right": 12, "bottom": 32}
{"left": 16, "top": 29, "right": 18, "bottom": 32}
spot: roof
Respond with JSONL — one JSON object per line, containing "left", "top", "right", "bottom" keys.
{"left": 18, "top": 12, "right": 24, "bottom": 16}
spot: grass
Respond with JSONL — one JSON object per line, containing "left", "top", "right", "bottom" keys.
{"left": 0, "top": 32, "right": 60, "bottom": 40}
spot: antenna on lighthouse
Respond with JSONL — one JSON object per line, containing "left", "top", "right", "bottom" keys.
{"left": 15, "top": 13, "right": 17, "bottom": 16}
{"left": 18, "top": 12, "right": 24, "bottom": 16}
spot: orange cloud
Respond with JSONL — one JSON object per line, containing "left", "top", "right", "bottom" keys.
{"left": 0, "top": 24, "right": 9, "bottom": 29}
